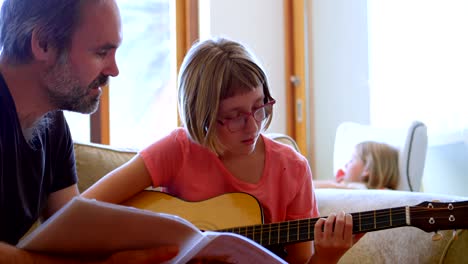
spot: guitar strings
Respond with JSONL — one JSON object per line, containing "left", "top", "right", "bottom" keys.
{"left": 223, "top": 211, "right": 407, "bottom": 243}
{"left": 222, "top": 207, "right": 401, "bottom": 233}
{"left": 220, "top": 203, "right": 468, "bottom": 228}
{"left": 220, "top": 204, "right": 468, "bottom": 245}
{"left": 230, "top": 203, "right": 468, "bottom": 233}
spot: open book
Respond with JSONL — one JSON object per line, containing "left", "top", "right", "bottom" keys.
{"left": 17, "top": 197, "right": 286, "bottom": 264}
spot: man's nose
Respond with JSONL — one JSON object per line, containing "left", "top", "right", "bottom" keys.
{"left": 104, "top": 54, "right": 119, "bottom": 77}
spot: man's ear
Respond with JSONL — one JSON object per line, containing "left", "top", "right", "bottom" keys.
{"left": 31, "top": 29, "right": 55, "bottom": 62}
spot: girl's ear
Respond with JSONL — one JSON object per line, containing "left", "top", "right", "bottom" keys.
{"left": 362, "top": 166, "right": 369, "bottom": 176}
{"left": 360, "top": 170, "right": 370, "bottom": 184}
{"left": 361, "top": 165, "right": 370, "bottom": 178}
{"left": 31, "top": 29, "right": 56, "bottom": 63}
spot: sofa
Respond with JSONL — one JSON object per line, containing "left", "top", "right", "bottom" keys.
{"left": 74, "top": 140, "right": 468, "bottom": 264}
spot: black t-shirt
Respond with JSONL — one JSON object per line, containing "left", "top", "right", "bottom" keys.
{"left": 0, "top": 73, "right": 78, "bottom": 245}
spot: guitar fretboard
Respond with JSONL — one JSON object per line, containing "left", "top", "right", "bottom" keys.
{"left": 218, "top": 206, "right": 408, "bottom": 246}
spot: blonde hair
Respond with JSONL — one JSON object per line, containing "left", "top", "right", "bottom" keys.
{"left": 355, "top": 141, "right": 400, "bottom": 189}
{"left": 178, "top": 37, "right": 275, "bottom": 154}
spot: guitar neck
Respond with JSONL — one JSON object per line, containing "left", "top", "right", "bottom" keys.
{"left": 218, "top": 206, "right": 408, "bottom": 246}
{"left": 125, "top": 191, "right": 468, "bottom": 247}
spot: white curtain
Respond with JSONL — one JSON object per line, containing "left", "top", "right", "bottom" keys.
{"left": 368, "top": 0, "right": 468, "bottom": 146}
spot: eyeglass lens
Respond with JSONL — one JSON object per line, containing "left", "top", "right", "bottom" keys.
{"left": 228, "top": 104, "right": 272, "bottom": 132}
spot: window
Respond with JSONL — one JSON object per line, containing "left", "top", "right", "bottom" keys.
{"left": 66, "top": 0, "right": 179, "bottom": 149}
{"left": 109, "top": 0, "right": 178, "bottom": 149}
{"left": 368, "top": 0, "right": 468, "bottom": 145}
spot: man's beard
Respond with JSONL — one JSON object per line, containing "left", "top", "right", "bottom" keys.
{"left": 44, "top": 54, "right": 108, "bottom": 114}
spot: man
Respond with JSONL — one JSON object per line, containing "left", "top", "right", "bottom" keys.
{"left": 0, "top": 0, "right": 177, "bottom": 262}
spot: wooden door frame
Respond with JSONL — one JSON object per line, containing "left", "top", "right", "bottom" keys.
{"left": 284, "top": 0, "right": 315, "bottom": 175}
{"left": 283, "top": 0, "right": 295, "bottom": 139}
{"left": 284, "top": 0, "right": 315, "bottom": 174}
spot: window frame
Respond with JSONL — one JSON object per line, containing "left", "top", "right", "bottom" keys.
{"left": 90, "top": 0, "right": 199, "bottom": 144}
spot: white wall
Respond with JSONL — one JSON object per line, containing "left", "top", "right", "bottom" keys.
{"left": 201, "top": 0, "right": 286, "bottom": 134}
{"left": 423, "top": 143, "right": 468, "bottom": 196}
{"left": 309, "top": 0, "right": 369, "bottom": 180}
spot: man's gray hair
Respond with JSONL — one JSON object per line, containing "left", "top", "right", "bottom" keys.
{"left": 0, "top": 0, "right": 85, "bottom": 65}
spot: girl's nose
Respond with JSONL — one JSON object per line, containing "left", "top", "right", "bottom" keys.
{"left": 244, "top": 114, "right": 259, "bottom": 132}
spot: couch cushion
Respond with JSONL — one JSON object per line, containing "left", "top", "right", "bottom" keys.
{"left": 74, "top": 142, "right": 137, "bottom": 192}
{"left": 315, "top": 189, "right": 468, "bottom": 264}
{"left": 265, "top": 133, "right": 300, "bottom": 152}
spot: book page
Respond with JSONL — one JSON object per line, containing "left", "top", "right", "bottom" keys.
{"left": 178, "top": 231, "right": 287, "bottom": 264}
{"left": 18, "top": 197, "right": 204, "bottom": 259}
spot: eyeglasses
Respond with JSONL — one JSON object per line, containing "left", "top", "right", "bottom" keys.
{"left": 217, "top": 100, "right": 276, "bottom": 132}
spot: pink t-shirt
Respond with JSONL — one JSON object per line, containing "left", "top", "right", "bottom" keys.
{"left": 140, "top": 128, "right": 319, "bottom": 223}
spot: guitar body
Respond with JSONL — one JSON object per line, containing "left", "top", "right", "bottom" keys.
{"left": 123, "top": 190, "right": 264, "bottom": 230}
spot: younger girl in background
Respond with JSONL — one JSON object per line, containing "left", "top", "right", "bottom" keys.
{"left": 316, "top": 141, "right": 400, "bottom": 190}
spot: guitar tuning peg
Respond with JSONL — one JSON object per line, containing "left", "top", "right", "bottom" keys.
{"left": 431, "top": 199, "right": 441, "bottom": 202}
{"left": 452, "top": 230, "right": 458, "bottom": 240}
{"left": 432, "top": 231, "right": 443, "bottom": 241}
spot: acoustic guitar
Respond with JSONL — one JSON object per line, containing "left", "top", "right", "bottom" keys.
{"left": 123, "top": 190, "right": 468, "bottom": 248}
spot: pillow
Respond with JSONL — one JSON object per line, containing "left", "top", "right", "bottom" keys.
{"left": 74, "top": 141, "right": 138, "bottom": 192}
